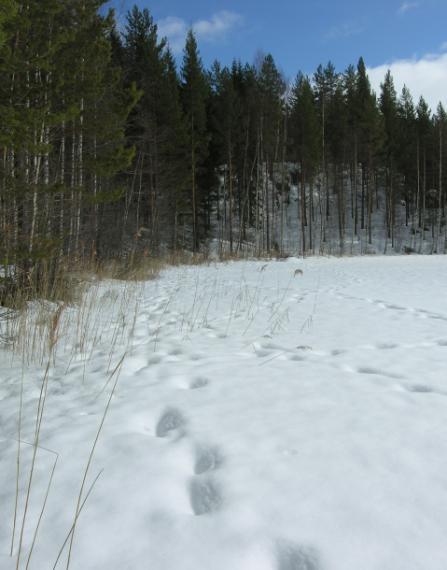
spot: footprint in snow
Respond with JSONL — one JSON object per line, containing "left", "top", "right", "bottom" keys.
{"left": 288, "top": 354, "right": 306, "bottom": 362}
{"left": 386, "top": 303, "right": 406, "bottom": 311}
{"left": 331, "top": 349, "right": 346, "bottom": 356}
{"left": 194, "top": 445, "right": 223, "bottom": 475}
{"left": 189, "top": 377, "right": 209, "bottom": 390}
{"left": 155, "top": 408, "right": 187, "bottom": 438}
{"left": 276, "top": 542, "right": 321, "bottom": 570}
{"left": 189, "top": 477, "right": 222, "bottom": 515}
{"left": 147, "top": 354, "right": 163, "bottom": 366}
{"left": 376, "top": 342, "right": 399, "bottom": 350}
{"left": 406, "top": 384, "right": 435, "bottom": 394}
{"left": 357, "top": 366, "right": 403, "bottom": 379}
{"left": 190, "top": 353, "right": 204, "bottom": 361}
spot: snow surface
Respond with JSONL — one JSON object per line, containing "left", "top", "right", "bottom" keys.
{"left": 1, "top": 256, "right": 447, "bottom": 570}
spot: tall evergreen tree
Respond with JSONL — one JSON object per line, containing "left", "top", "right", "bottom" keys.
{"left": 181, "top": 29, "right": 209, "bottom": 251}
{"left": 289, "top": 73, "right": 320, "bottom": 254}
{"left": 380, "top": 70, "right": 399, "bottom": 243}
{"left": 416, "top": 96, "right": 432, "bottom": 236}
{"left": 123, "top": 6, "right": 166, "bottom": 246}
{"left": 434, "top": 102, "right": 447, "bottom": 250}
{"left": 258, "top": 54, "right": 285, "bottom": 251}
{"left": 355, "top": 57, "right": 382, "bottom": 239}
{"left": 396, "top": 86, "right": 417, "bottom": 227}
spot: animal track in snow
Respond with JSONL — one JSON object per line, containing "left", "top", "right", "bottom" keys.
{"left": 406, "top": 384, "right": 435, "bottom": 394}
{"left": 288, "top": 354, "right": 306, "bottom": 362}
{"left": 147, "top": 354, "right": 163, "bottom": 366}
{"left": 276, "top": 542, "right": 321, "bottom": 570}
{"left": 376, "top": 342, "right": 399, "bottom": 350}
{"left": 357, "top": 366, "right": 403, "bottom": 379}
{"left": 331, "top": 349, "right": 346, "bottom": 356}
{"left": 189, "top": 377, "right": 209, "bottom": 390}
{"left": 194, "top": 445, "right": 223, "bottom": 475}
{"left": 338, "top": 293, "right": 447, "bottom": 322}
{"left": 189, "top": 478, "right": 222, "bottom": 515}
{"left": 155, "top": 408, "right": 186, "bottom": 438}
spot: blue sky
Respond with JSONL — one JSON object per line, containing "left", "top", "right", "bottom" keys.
{"left": 108, "top": 0, "right": 447, "bottom": 110}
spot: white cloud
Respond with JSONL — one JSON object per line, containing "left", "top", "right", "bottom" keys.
{"left": 324, "top": 22, "right": 363, "bottom": 41}
{"left": 157, "top": 17, "right": 188, "bottom": 54}
{"left": 158, "top": 11, "right": 243, "bottom": 54}
{"left": 368, "top": 49, "right": 447, "bottom": 112}
{"left": 194, "top": 11, "right": 243, "bottom": 40}
{"left": 398, "top": 2, "right": 419, "bottom": 15}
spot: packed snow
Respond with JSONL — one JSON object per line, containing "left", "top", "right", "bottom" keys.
{"left": 1, "top": 256, "right": 447, "bottom": 570}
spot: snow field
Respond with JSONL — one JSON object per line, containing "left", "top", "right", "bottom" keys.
{"left": 1, "top": 256, "right": 447, "bottom": 569}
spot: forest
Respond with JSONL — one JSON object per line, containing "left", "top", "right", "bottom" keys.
{"left": 1, "top": 1, "right": 446, "bottom": 299}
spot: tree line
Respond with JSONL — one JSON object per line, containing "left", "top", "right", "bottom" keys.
{"left": 1, "top": 1, "right": 446, "bottom": 296}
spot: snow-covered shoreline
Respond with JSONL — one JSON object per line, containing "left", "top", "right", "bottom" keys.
{"left": 1, "top": 256, "right": 447, "bottom": 570}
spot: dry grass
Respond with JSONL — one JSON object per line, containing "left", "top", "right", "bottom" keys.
{"left": 0, "top": 245, "right": 287, "bottom": 365}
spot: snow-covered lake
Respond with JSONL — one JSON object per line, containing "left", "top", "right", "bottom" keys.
{"left": 1, "top": 256, "right": 447, "bottom": 570}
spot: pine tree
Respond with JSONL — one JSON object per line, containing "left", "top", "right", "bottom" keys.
{"left": 434, "top": 103, "right": 446, "bottom": 250}
{"left": 181, "top": 29, "right": 209, "bottom": 251}
{"left": 123, "top": 6, "right": 167, "bottom": 247}
{"left": 289, "top": 73, "right": 320, "bottom": 254}
{"left": 326, "top": 78, "right": 348, "bottom": 246}
{"left": 396, "top": 86, "right": 417, "bottom": 228}
{"left": 416, "top": 96, "right": 432, "bottom": 238}
{"left": 380, "top": 70, "right": 399, "bottom": 244}
{"left": 257, "top": 54, "right": 285, "bottom": 251}
{"left": 355, "top": 57, "right": 382, "bottom": 241}
{"left": 343, "top": 64, "right": 360, "bottom": 236}
{"left": 157, "top": 49, "right": 189, "bottom": 248}
{"left": 314, "top": 62, "right": 337, "bottom": 222}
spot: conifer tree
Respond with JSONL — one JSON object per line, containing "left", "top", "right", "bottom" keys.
{"left": 314, "top": 62, "right": 337, "bottom": 221}
{"left": 380, "top": 70, "right": 399, "bottom": 243}
{"left": 123, "top": 6, "right": 166, "bottom": 246}
{"left": 326, "top": 78, "right": 348, "bottom": 246}
{"left": 416, "top": 96, "right": 432, "bottom": 237}
{"left": 355, "top": 57, "right": 382, "bottom": 240}
{"left": 181, "top": 29, "right": 209, "bottom": 251}
{"left": 434, "top": 103, "right": 447, "bottom": 250}
{"left": 157, "top": 49, "right": 189, "bottom": 248}
{"left": 396, "top": 86, "right": 417, "bottom": 227}
{"left": 257, "top": 54, "right": 285, "bottom": 251}
{"left": 343, "top": 64, "right": 360, "bottom": 235}
{"left": 289, "top": 73, "right": 320, "bottom": 254}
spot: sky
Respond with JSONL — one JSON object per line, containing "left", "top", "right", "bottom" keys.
{"left": 108, "top": 0, "right": 447, "bottom": 111}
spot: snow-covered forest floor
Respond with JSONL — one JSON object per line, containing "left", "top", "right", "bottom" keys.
{"left": 1, "top": 256, "right": 447, "bottom": 570}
